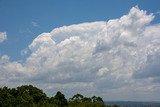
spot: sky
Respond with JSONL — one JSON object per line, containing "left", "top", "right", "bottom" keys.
{"left": 0, "top": 0, "right": 160, "bottom": 101}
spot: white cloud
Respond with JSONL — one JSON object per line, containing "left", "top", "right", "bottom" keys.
{"left": 20, "top": 48, "right": 30, "bottom": 56}
{"left": 1, "top": 7, "right": 160, "bottom": 100}
{"left": 97, "top": 67, "right": 110, "bottom": 77}
{"left": 156, "top": 11, "right": 160, "bottom": 15}
{"left": 31, "top": 21, "right": 39, "bottom": 27}
{"left": 0, "top": 32, "right": 7, "bottom": 43}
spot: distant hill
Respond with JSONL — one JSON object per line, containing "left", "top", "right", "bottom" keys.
{"left": 105, "top": 101, "right": 160, "bottom": 107}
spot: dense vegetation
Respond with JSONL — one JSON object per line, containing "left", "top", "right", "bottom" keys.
{"left": 0, "top": 85, "right": 118, "bottom": 107}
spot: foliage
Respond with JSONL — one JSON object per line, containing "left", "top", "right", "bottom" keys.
{"left": 68, "top": 93, "right": 106, "bottom": 107}
{"left": 0, "top": 85, "right": 118, "bottom": 107}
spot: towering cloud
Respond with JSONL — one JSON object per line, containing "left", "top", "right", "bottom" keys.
{"left": 0, "top": 7, "right": 160, "bottom": 100}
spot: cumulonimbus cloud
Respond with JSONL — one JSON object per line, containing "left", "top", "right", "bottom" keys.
{"left": 0, "top": 6, "right": 160, "bottom": 100}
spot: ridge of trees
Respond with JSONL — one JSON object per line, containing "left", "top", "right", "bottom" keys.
{"left": 0, "top": 85, "right": 118, "bottom": 107}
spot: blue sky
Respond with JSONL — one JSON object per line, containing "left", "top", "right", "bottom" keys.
{"left": 0, "top": 0, "right": 160, "bottom": 61}
{"left": 1, "top": 0, "right": 160, "bottom": 101}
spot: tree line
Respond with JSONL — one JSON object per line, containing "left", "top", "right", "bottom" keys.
{"left": 0, "top": 85, "right": 118, "bottom": 107}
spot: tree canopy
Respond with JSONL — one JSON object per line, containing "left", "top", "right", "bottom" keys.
{"left": 0, "top": 85, "right": 118, "bottom": 107}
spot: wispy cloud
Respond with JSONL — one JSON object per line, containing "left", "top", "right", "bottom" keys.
{"left": 31, "top": 21, "right": 39, "bottom": 27}
{"left": 156, "top": 11, "right": 160, "bottom": 15}
{"left": 0, "top": 32, "right": 7, "bottom": 43}
{"left": 20, "top": 48, "right": 29, "bottom": 56}
{"left": 19, "top": 28, "right": 33, "bottom": 35}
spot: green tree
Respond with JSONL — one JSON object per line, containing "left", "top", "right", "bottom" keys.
{"left": 82, "top": 97, "right": 92, "bottom": 102}
{"left": 0, "top": 87, "right": 16, "bottom": 107}
{"left": 17, "top": 85, "right": 47, "bottom": 103}
{"left": 0, "top": 85, "right": 113, "bottom": 107}
{"left": 54, "top": 91, "right": 68, "bottom": 107}
{"left": 92, "top": 96, "right": 104, "bottom": 104}
{"left": 71, "top": 93, "right": 84, "bottom": 102}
